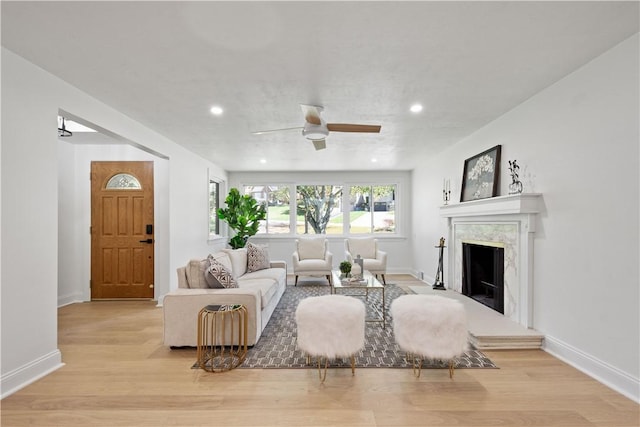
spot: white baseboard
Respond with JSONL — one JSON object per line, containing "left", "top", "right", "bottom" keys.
{"left": 1, "top": 350, "right": 64, "bottom": 399}
{"left": 58, "top": 292, "right": 84, "bottom": 307}
{"left": 407, "top": 269, "right": 435, "bottom": 285}
{"left": 423, "top": 274, "right": 436, "bottom": 285}
{"left": 543, "top": 335, "right": 639, "bottom": 403}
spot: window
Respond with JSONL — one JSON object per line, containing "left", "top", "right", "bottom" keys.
{"left": 240, "top": 182, "right": 398, "bottom": 236}
{"left": 242, "top": 185, "right": 290, "bottom": 234}
{"left": 106, "top": 173, "right": 141, "bottom": 189}
{"left": 296, "top": 185, "right": 343, "bottom": 234}
{"left": 209, "top": 180, "right": 220, "bottom": 236}
{"left": 349, "top": 185, "right": 396, "bottom": 234}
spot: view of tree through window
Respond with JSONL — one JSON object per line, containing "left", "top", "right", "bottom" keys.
{"left": 243, "top": 185, "right": 290, "bottom": 234}
{"left": 296, "top": 185, "right": 343, "bottom": 234}
{"left": 239, "top": 183, "right": 397, "bottom": 235}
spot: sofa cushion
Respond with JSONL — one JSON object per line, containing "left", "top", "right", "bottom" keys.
{"left": 241, "top": 267, "right": 286, "bottom": 284}
{"left": 348, "top": 237, "right": 376, "bottom": 259}
{"left": 247, "top": 243, "right": 270, "bottom": 273}
{"left": 222, "top": 248, "right": 248, "bottom": 278}
{"left": 185, "top": 259, "right": 210, "bottom": 289}
{"left": 238, "top": 278, "right": 279, "bottom": 309}
{"left": 206, "top": 258, "right": 238, "bottom": 289}
{"left": 297, "top": 237, "right": 326, "bottom": 260}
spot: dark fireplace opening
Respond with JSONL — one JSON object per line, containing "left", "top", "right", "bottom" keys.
{"left": 462, "top": 243, "right": 505, "bottom": 314}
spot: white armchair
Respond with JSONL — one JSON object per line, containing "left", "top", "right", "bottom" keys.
{"left": 292, "top": 236, "right": 333, "bottom": 286}
{"left": 344, "top": 237, "right": 387, "bottom": 285}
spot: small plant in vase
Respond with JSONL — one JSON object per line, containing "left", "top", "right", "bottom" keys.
{"left": 339, "top": 261, "right": 352, "bottom": 278}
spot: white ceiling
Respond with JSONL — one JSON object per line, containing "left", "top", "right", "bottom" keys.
{"left": 2, "top": 1, "right": 638, "bottom": 171}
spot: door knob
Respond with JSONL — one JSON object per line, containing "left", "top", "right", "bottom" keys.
{"left": 139, "top": 239, "right": 153, "bottom": 244}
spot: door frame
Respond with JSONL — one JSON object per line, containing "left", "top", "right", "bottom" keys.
{"left": 81, "top": 154, "right": 168, "bottom": 304}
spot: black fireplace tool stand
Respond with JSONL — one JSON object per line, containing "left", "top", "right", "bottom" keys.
{"left": 433, "top": 237, "right": 446, "bottom": 290}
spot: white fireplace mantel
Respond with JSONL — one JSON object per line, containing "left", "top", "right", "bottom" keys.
{"left": 440, "top": 193, "right": 542, "bottom": 218}
{"left": 439, "top": 193, "right": 542, "bottom": 328}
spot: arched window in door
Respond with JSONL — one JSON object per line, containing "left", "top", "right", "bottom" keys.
{"left": 106, "top": 173, "right": 142, "bottom": 190}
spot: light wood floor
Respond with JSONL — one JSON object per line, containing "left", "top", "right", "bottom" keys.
{"left": 2, "top": 276, "right": 638, "bottom": 427}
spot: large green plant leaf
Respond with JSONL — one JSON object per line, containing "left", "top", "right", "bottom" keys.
{"left": 217, "top": 188, "right": 266, "bottom": 249}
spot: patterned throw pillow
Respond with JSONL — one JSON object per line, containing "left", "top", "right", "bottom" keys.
{"left": 205, "top": 258, "right": 238, "bottom": 289}
{"left": 247, "top": 242, "right": 270, "bottom": 273}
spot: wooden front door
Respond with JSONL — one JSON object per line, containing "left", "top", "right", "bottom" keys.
{"left": 91, "top": 161, "right": 154, "bottom": 299}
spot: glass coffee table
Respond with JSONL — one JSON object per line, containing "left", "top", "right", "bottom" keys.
{"left": 331, "top": 270, "right": 386, "bottom": 328}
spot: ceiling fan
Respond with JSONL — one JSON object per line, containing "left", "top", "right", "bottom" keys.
{"left": 253, "top": 104, "right": 381, "bottom": 150}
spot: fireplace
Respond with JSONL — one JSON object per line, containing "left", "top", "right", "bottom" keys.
{"left": 440, "top": 193, "right": 542, "bottom": 328}
{"left": 462, "top": 242, "right": 504, "bottom": 314}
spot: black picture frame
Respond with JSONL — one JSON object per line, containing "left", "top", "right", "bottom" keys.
{"left": 460, "top": 145, "right": 501, "bottom": 202}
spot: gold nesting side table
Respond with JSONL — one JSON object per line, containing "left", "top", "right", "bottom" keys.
{"left": 196, "top": 304, "right": 248, "bottom": 372}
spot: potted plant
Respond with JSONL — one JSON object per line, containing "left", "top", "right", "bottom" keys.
{"left": 339, "top": 261, "right": 352, "bottom": 277}
{"left": 217, "top": 188, "right": 267, "bottom": 249}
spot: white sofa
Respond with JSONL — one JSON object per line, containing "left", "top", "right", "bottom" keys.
{"left": 163, "top": 247, "right": 287, "bottom": 347}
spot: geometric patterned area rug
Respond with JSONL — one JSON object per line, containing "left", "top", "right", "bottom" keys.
{"left": 230, "top": 284, "right": 497, "bottom": 369}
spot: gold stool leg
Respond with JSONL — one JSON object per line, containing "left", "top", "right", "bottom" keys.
{"left": 449, "top": 359, "right": 455, "bottom": 378}
{"left": 317, "top": 356, "right": 329, "bottom": 383}
{"left": 406, "top": 352, "right": 422, "bottom": 378}
{"left": 350, "top": 355, "right": 356, "bottom": 375}
{"left": 415, "top": 356, "right": 423, "bottom": 378}
{"left": 408, "top": 353, "right": 423, "bottom": 378}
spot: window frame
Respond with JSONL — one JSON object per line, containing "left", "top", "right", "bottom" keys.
{"left": 346, "top": 184, "right": 397, "bottom": 235}
{"left": 240, "top": 181, "right": 401, "bottom": 237}
{"left": 208, "top": 173, "right": 224, "bottom": 240}
{"left": 242, "top": 185, "right": 292, "bottom": 235}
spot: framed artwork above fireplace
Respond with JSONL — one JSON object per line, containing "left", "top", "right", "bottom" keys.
{"left": 460, "top": 145, "right": 501, "bottom": 202}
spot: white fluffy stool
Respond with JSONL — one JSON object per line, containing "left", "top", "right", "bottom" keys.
{"left": 295, "top": 294, "right": 366, "bottom": 382}
{"left": 390, "top": 294, "right": 468, "bottom": 378}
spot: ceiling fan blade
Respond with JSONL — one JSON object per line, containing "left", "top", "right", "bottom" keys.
{"left": 252, "top": 126, "right": 302, "bottom": 135}
{"left": 300, "top": 104, "right": 323, "bottom": 125}
{"left": 327, "top": 123, "right": 381, "bottom": 133}
{"left": 312, "top": 139, "right": 327, "bottom": 150}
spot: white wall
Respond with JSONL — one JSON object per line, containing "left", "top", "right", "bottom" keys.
{"left": 228, "top": 171, "right": 414, "bottom": 274}
{"left": 1, "top": 48, "right": 227, "bottom": 398}
{"left": 412, "top": 34, "right": 639, "bottom": 401}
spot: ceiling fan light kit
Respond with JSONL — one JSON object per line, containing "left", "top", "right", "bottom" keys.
{"left": 302, "top": 123, "right": 329, "bottom": 141}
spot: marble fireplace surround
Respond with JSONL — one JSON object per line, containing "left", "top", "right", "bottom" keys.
{"left": 440, "top": 194, "right": 542, "bottom": 328}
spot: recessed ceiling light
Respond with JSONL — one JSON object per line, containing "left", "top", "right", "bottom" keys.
{"left": 371, "top": 158, "right": 378, "bottom": 163}
{"left": 210, "top": 106, "right": 223, "bottom": 115}
{"left": 260, "top": 159, "right": 267, "bottom": 164}
{"left": 410, "top": 104, "right": 423, "bottom": 113}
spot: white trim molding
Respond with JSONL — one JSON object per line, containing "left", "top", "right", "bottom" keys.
{"left": 544, "top": 335, "right": 640, "bottom": 403}
{"left": 1, "top": 350, "right": 64, "bottom": 399}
